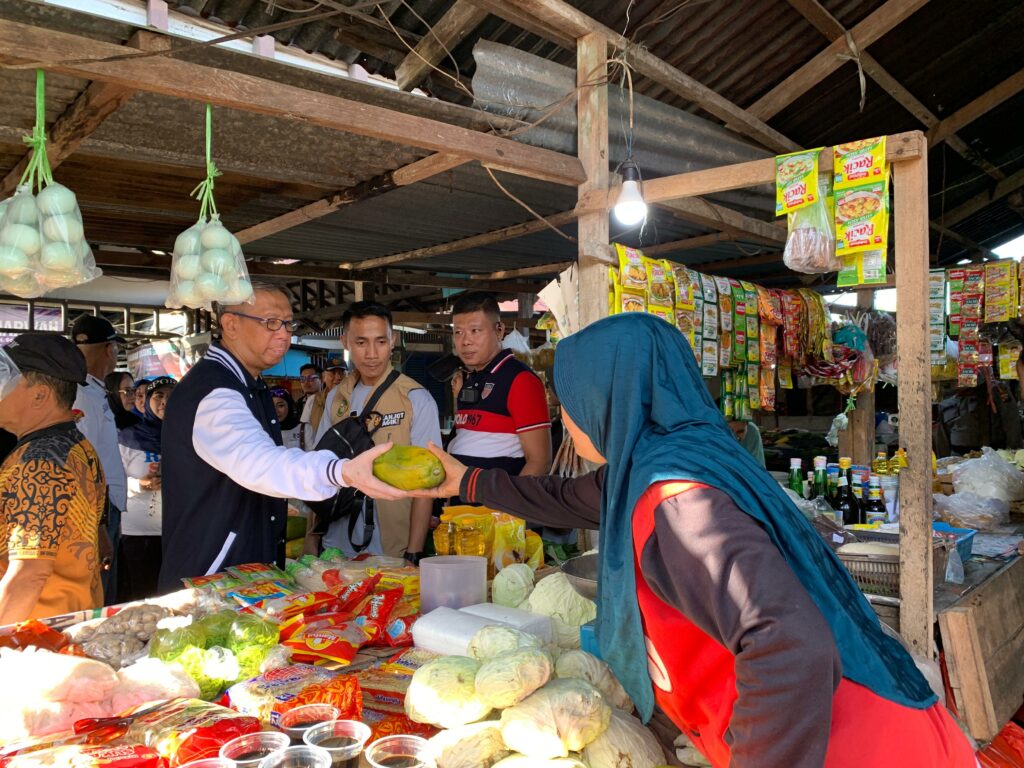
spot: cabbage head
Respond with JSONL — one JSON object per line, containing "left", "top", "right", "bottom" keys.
{"left": 499, "top": 678, "right": 611, "bottom": 758}
{"left": 405, "top": 655, "right": 492, "bottom": 728}
{"left": 468, "top": 625, "right": 542, "bottom": 661}
{"left": 583, "top": 709, "right": 664, "bottom": 768}
{"left": 427, "top": 721, "right": 509, "bottom": 768}
{"left": 492, "top": 756, "right": 588, "bottom": 768}
{"left": 525, "top": 574, "right": 596, "bottom": 649}
{"left": 475, "top": 647, "right": 552, "bottom": 709}
{"left": 493, "top": 564, "right": 535, "bottom": 608}
{"left": 555, "top": 650, "right": 632, "bottom": 711}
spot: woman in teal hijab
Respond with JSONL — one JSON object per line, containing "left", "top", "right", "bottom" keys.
{"left": 398, "top": 313, "right": 974, "bottom": 768}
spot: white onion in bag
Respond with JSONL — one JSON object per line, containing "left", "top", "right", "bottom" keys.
{"left": 41, "top": 241, "right": 78, "bottom": 271}
{"left": 223, "top": 278, "right": 253, "bottom": 304}
{"left": 174, "top": 226, "right": 202, "bottom": 257}
{"left": 35, "top": 183, "right": 78, "bottom": 216}
{"left": 5, "top": 194, "right": 38, "bottom": 226}
{"left": 0, "top": 223, "right": 41, "bottom": 256}
{"left": 176, "top": 280, "right": 200, "bottom": 306}
{"left": 200, "top": 224, "right": 232, "bottom": 250}
{"left": 195, "top": 272, "right": 228, "bottom": 299}
{"left": 42, "top": 215, "right": 84, "bottom": 245}
{"left": 0, "top": 245, "right": 29, "bottom": 277}
{"left": 201, "top": 248, "right": 233, "bottom": 275}
{"left": 1, "top": 272, "right": 40, "bottom": 297}
{"left": 175, "top": 253, "right": 202, "bottom": 280}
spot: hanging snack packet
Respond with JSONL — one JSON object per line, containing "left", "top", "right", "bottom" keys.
{"left": 775, "top": 149, "right": 823, "bottom": 214}
{"left": 616, "top": 244, "right": 648, "bottom": 292}
{"left": 835, "top": 176, "right": 890, "bottom": 254}
{"left": 984, "top": 260, "right": 1017, "bottom": 323}
{"left": 731, "top": 282, "right": 747, "bottom": 366}
{"left": 759, "top": 366, "right": 777, "bottom": 412}
{"left": 646, "top": 258, "right": 675, "bottom": 307}
{"left": 833, "top": 137, "right": 887, "bottom": 190}
{"left": 608, "top": 268, "right": 620, "bottom": 316}
{"left": 780, "top": 290, "right": 804, "bottom": 363}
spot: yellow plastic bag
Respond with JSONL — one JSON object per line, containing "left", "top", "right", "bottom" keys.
{"left": 493, "top": 513, "right": 528, "bottom": 571}
{"left": 525, "top": 530, "right": 544, "bottom": 570}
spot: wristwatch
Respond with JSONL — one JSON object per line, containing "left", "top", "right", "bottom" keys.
{"left": 403, "top": 551, "right": 423, "bottom": 566}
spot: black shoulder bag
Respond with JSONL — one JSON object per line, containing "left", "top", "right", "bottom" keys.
{"left": 306, "top": 370, "right": 401, "bottom": 551}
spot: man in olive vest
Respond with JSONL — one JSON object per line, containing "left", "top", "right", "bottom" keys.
{"left": 311, "top": 302, "right": 441, "bottom": 561}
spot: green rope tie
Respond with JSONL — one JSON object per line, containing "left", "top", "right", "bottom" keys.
{"left": 190, "top": 103, "right": 221, "bottom": 222}
{"left": 843, "top": 394, "right": 858, "bottom": 415}
{"left": 18, "top": 69, "right": 54, "bottom": 193}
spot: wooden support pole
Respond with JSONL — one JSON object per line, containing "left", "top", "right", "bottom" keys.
{"left": 893, "top": 140, "right": 933, "bottom": 657}
{"left": 839, "top": 290, "right": 876, "bottom": 465}
{"left": 394, "top": 0, "right": 488, "bottom": 91}
{"left": 576, "top": 33, "right": 610, "bottom": 330}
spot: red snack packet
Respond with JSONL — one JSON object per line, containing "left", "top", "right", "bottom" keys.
{"left": 1, "top": 744, "right": 164, "bottom": 768}
{"left": 329, "top": 573, "right": 382, "bottom": 612}
{"left": 382, "top": 615, "right": 415, "bottom": 648}
{"left": 361, "top": 708, "right": 437, "bottom": 741}
{"left": 250, "top": 591, "right": 339, "bottom": 622}
{"left": 0, "top": 619, "right": 68, "bottom": 652}
{"left": 122, "top": 699, "right": 260, "bottom": 767}
{"left": 278, "top": 611, "right": 355, "bottom": 642}
{"left": 282, "top": 623, "right": 371, "bottom": 665}
{"left": 354, "top": 588, "right": 403, "bottom": 642}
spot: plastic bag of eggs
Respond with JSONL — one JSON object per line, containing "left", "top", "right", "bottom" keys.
{"left": 166, "top": 213, "right": 253, "bottom": 310}
{"left": 0, "top": 183, "right": 100, "bottom": 298}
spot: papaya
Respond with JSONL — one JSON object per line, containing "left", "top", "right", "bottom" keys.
{"left": 372, "top": 445, "right": 446, "bottom": 490}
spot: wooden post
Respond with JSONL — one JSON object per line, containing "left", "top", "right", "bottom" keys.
{"left": 839, "top": 291, "right": 876, "bottom": 465}
{"left": 576, "top": 33, "right": 610, "bottom": 330}
{"left": 893, "top": 143, "right": 933, "bottom": 657}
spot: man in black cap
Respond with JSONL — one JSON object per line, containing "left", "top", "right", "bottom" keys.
{"left": 71, "top": 314, "right": 127, "bottom": 602}
{"left": 0, "top": 333, "right": 106, "bottom": 622}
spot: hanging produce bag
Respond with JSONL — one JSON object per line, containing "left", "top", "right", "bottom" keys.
{"left": 0, "top": 71, "right": 100, "bottom": 298}
{"left": 166, "top": 104, "right": 253, "bottom": 311}
{"left": 779, "top": 150, "right": 840, "bottom": 274}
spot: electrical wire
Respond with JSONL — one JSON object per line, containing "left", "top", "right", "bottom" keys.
{"left": 483, "top": 167, "right": 576, "bottom": 243}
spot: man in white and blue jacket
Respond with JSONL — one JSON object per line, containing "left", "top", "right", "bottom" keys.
{"left": 158, "top": 282, "right": 402, "bottom": 591}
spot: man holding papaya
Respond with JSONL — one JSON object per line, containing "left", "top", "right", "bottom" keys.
{"left": 311, "top": 301, "right": 442, "bottom": 561}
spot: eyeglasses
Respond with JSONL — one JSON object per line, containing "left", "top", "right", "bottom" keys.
{"left": 117, "top": 387, "right": 136, "bottom": 395}
{"left": 224, "top": 311, "right": 299, "bottom": 333}
{"left": 299, "top": 375, "right": 320, "bottom": 382}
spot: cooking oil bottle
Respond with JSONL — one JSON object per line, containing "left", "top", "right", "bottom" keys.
{"left": 871, "top": 450, "right": 890, "bottom": 476}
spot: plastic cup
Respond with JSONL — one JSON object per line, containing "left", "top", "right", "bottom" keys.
{"left": 258, "top": 746, "right": 332, "bottom": 768}
{"left": 302, "top": 720, "right": 371, "bottom": 768}
{"left": 419, "top": 555, "right": 487, "bottom": 614}
{"left": 278, "top": 705, "right": 341, "bottom": 745}
{"left": 364, "top": 735, "right": 435, "bottom": 768}
{"left": 220, "top": 731, "right": 291, "bottom": 768}
{"left": 179, "top": 760, "right": 234, "bottom": 768}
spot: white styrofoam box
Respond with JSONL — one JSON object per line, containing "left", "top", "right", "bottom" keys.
{"left": 458, "top": 603, "right": 554, "bottom": 645}
{"left": 411, "top": 606, "right": 505, "bottom": 656}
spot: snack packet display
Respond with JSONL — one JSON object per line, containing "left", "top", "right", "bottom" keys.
{"left": 122, "top": 699, "right": 261, "bottom": 766}
{"left": 283, "top": 623, "right": 371, "bottom": 665}
{"left": 361, "top": 709, "right": 437, "bottom": 742}
{"left": 226, "top": 563, "right": 292, "bottom": 584}
{"left": 984, "top": 260, "right": 1017, "bottom": 323}
{"left": 226, "top": 664, "right": 361, "bottom": 726}
{"left": 615, "top": 244, "right": 647, "bottom": 293}
{"left": 835, "top": 177, "right": 890, "bottom": 254}
{"left": 645, "top": 258, "right": 674, "bottom": 308}
{"left": 775, "top": 149, "right": 823, "bottom": 214}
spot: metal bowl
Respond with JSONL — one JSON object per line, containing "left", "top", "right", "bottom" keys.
{"left": 560, "top": 553, "right": 599, "bottom": 600}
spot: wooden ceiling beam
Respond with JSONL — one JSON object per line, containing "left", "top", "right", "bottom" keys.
{"left": 657, "top": 198, "right": 786, "bottom": 244}
{"left": 786, "top": 0, "right": 1004, "bottom": 182}
{"left": 939, "top": 166, "right": 1024, "bottom": 227}
{"left": 643, "top": 232, "right": 735, "bottom": 256}
{"left": 480, "top": 261, "right": 574, "bottom": 280}
{"left": 234, "top": 152, "right": 467, "bottom": 244}
{"left": 0, "top": 19, "right": 584, "bottom": 187}
{"left": 349, "top": 210, "right": 579, "bottom": 270}
{"left": 463, "top": 0, "right": 576, "bottom": 50}
{"left": 927, "top": 68, "right": 1024, "bottom": 147}
{"left": 474, "top": 0, "right": 799, "bottom": 152}
{"left": 395, "top": 0, "right": 489, "bottom": 92}
{"left": 0, "top": 31, "right": 171, "bottom": 197}
{"left": 746, "top": 0, "right": 931, "bottom": 121}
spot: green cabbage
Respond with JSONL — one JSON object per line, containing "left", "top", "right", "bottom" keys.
{"left": 475, "top": 647, "right": 552, "bottom": 709}
{"left": 405, "top": 655, "right": 492, "bottom": 728}
{"left": 468, "top": 625, "right": 543, "bottom": 661}
{"left": 499, "top": 678, "right": 611, "bottom": 759}
{"left": 492, "top": 564, "right": 535, "bottom": 608}
{"left": 492, "top": 757, "right": 587, "bottom": 768}
{"left": 555, "top": 650, "right": 632, "bottom": 711}
{"left": 174, "top": 645, "right": 240, "bottom": 700}
{"left": 427, "top": 721, "right": 509, "bottom": 768}
{"left": 149, "top": 616, "right": 205, "bottom": 662}
{"left": 197, "top": 610, "right": 236, "bottom": 649}
{"left": 525, "top": 574, "right": 596, "bottom": 649}
{"left": 583, "top": 709, "right": 664, "bottom": 768}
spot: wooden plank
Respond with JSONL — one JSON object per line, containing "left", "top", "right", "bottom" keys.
{"left": 234, "top": 153, "right": 467, "bottom": 244}
{"left": 747, "top": 0, "right": 931, "bottom": 121}
{"left": 349, "top": 210, "right": 579, "bottom": 271}
{"left": 940, "top": 166, "right": 1024, "bottom": 227}
{"left": 395, "top": 1, "right": 489, "bottom": 91}
{"left": 0, "top": 19, "right": 585, "bottom": 187}
{"left": 839, "top": 290, "right": 875, "bottom": 464}
{"left": 488, "top": 0, "right": 799, "bottom": 153}
{"left": 892, "top": 140, "right": 933, "bottom": 657}
{"left": 927, "top": 68, "right": 1024, "bottom": 147}
{"left": 576, "top": 131, "right": 925, "bottom": 213}
{"left": 643, "top": 233, "right": 734, "bottom": 256}
{"left": 462, "top": 0, "right": 577, "bottom": 50}
{"left": 938, "top": 558, "right": 1024, "bottom": 741}
{"left": 481, "top": 261, "right": 574, "bottom": 279}
{"left": 577, "top": 32, "right": 610, "bottom": 330}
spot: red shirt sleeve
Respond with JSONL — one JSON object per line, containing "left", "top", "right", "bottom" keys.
{"left": 507, "top": 371, "right": 551, "bottom": 433}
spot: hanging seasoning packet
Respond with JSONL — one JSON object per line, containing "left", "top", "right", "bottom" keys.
{"left": 984, "top": 260, "right": 1017, "bottom": 323}
{"left": 775, "top": 149, "right": 823, "bottom": 215}
{"left": 833, "top": 137, "right": 887, "bottom": 190}
{"left": 646, "top": 258, "right": 675, "bottom": 309}
{"left": 616, "top": 243, "right": 648, "bottom": 293}
{"left": 835, "top": 176, "right": 890, "bottom": 254}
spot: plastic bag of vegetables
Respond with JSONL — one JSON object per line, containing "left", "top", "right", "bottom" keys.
{"left": 499, "top": 678, "right": 611, "bottom": 759}
{"left": 524, "top": 573, "right": 597, "bottom": 650}
{"left": 583, "top": 709, "right": 665, "bottom": 768}
{"left": 555, "top": 649, "right": 632, "bottom": 711}
{"left": 426, "top": 721, "right": 509, "bottom": 768}
{"left": 468, "top": 625, "right": 543, "bottom": 661}
{"left": 405, "top": 655, "right": 492, "bottom": 728}
{"left": 475, "top": 647, "right": 552, "bottom": 709}
{"left": 227, "top": 612, "right": 279, "bottom": 681}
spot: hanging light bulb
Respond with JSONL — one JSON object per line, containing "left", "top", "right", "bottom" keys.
{"left": 614, "top": 159, "right": 647, "bottom": 226}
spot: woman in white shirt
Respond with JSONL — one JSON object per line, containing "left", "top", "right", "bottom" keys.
{"left": 117, "top": 376, "right": 176, "bottom": 602}
{"left": 272, "top": 388, "right": 303, "bottom": 450}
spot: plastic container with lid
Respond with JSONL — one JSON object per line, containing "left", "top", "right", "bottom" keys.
{"left": 419, "top": 555, "right": 486, "bottom": 614}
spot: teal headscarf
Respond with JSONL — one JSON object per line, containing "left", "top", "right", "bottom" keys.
{"left": 553, "top": 313, "right": 934, "bottom": 722}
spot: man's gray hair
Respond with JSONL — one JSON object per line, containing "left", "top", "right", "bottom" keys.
{"left": 215, "top": 280, "right": 291, "bottom": 323}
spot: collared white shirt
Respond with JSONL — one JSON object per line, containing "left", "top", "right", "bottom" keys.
{"left": 74, "top": 374, "right": 128, "bottom": 512}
